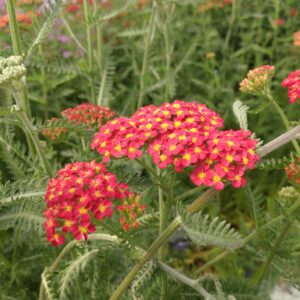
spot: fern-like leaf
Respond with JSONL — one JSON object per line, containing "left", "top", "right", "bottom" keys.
{"left": 181, "top": 211, "right": 244, "bottom": 250}
{"left": 232, "top": 100, "right": 249, "bottom": 130}
{"left": 87, "top": 0, "right": 134, "bottom": 25}
{"left": 96, "top": 51, "right": 115, "bottom": 106}
{"left": 24, "top": 0, "right": 64, "bottom": 60}
{"left": 131, "top": 261, "right": 156, "bottom": 300}
{"left": 0, "top": 198, "right": 45, "bottom": 234}
{"left": 0, "top": 178, "right": 46, "bottom": 207}
{"left": 59, "top": 249, "right": 98, "bottom": 299}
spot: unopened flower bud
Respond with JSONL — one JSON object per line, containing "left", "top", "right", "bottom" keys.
{"left": 239, "top": 65, "right": 275, "bottom": 95}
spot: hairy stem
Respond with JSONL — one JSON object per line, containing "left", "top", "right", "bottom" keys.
{"left": 109, "top": 217, "right": 182, "bottom": 300}
{"left": 174, "top": 185, "right": 206, "bottom": 202}
{"left": 186, "top": 188, "right": 217, "bottom": 214}
{"left": 137, "top": 1, "right": 157, "bottom": 109}
{"left": 158, "top": 261, "right": 217, "bottom": 300}
{"left": 257, "top": 125, "right": 300, "bottom": 158}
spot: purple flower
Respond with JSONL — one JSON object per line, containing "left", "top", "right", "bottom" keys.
{"left": 58, "top": 35, "right": 71, "bottom": 44}
{"left": 63, "top": 51, "right": 71, "bottom": 58}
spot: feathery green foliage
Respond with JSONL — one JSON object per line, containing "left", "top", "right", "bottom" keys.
{"left": 181, "top": 211, "right": 244, "bottom": 250}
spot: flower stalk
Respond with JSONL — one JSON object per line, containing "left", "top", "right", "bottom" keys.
{"left": 109, "top": 217, "right": 182, "bottom": 300}
{"left": 137, "top": 1, "right": 157, "bottom": 109}
{"left": 6, "top": 0, "right": 31, "bottom": 117}
{"left": 83, "top": 0, "right": 95, "bottom": 103}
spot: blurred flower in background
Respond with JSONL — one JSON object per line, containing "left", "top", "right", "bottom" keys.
{"left": 293, "top": 31, "right": 300, "bottom": 47}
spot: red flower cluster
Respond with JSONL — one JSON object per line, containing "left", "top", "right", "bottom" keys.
{"left": 40, "top": 118, "right": 67, "bottom": 141}
{"left": 61, "top": 103, "right": 115, "bottom": 128}
{"left": 92, "top": 100, "right": 259, "bottom": 190}
{"left": 285, "top": 158, "right": 300, "bottom": 185}
{"left": 44, "top": 161, "right": 143, "bottom": 246}
{"left": 239, "top": 65, "right": 275, "bottom": 95}
{"left": 282, "top": 70, "right": 300, "bottom": 104}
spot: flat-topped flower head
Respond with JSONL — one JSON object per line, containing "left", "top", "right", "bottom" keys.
{"left": 44, "top": 161, "right": 142, "bottom": 246}
{"left": 61, "top": 103, "right": 115, "bottom": 128}
{"left": 92, "top": 100, "right": 259, "bottom": 191}
{"left": 281, "top": 70, "right": 300, "bottom": 104}
{"left": 239, "top": 65, "right": 275, "bottom": 95}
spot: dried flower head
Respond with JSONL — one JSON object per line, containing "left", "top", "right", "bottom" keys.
{"left": 281, "top": 70, "right": 300, "bottom": 104}
{"left": 44, "top": 161, "right": 143, "bottom": 246}
{"left": 239, "top": 65, "right": 275, "bottom": 95}
{"left": 92, "top": 100, "right": 259, "bottom": 190}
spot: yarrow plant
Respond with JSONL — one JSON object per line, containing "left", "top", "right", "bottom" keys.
{"left": 281, "top": 70, "right": 300, "bottom": 104}
{"left": 44, "top": 161, "right": 144, "bottom": 246}
{"left": 3, "top": 0, "right": 300, "bottom": 299}
{"left": 92, "top": 100, "right": 259, "bottom": 190}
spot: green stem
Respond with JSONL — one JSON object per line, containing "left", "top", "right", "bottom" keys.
{"left": 6, "top": 0, "right": 22, "bottom": 55}
{"left": 256, "top": 220, "right": 293, "bottom": 286}
{"left": 186, "top": 188, "right": 217, "bottom": 214}
{"left": 224, "top": 0, "right": 237, "bottom": 51}
{"left": 109, "top": 217, "right": 182, "bottom": 300}
{"left": 6, "top": 0, "right": 31, "bottom": 117}
{"left": 174, "top": 185, "right": 206, "bottom": 202}
{"left": 38, "top": 45, "right": 48, "bottom": 119}
{"left": 135, "top": 158, "right": 165, "bottom": 189}
{"left": 93, "top": 1, "right": 103, "bottom": 73}
{"left": 137, "top": 1, "right": 157, "bottom": 109}
{"left": 271, "top": 0, "right": 280, "bottom": 60}
{"left": 157, "top": 168, "right": 167, "bottom": 299}
{"left": 158, "top": 261, "right": 217, "bottom": 300}
{"left": 266, "top": 93, "right": 300, "bottom": 155}
{"left": 61, "top": 15, "right": 87, "bottom": 54}
{"left": 17, "top": 109, "right": 52, "bottom": 176}
{"left": 83, "top": 0, "right": 95, "bottom": 103}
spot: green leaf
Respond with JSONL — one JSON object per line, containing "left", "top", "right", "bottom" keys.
{"left": 181, "top": 211, "right": 244, "bottom": 250}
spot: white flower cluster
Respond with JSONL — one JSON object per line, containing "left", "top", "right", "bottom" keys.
{"left": 278, "top": 186, "right": 299, "bottom": 202}
{"left": 0, "top": 56, "right": 26, "bottom": 86}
